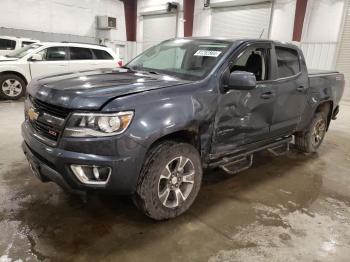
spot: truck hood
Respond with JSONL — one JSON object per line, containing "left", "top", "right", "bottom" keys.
{"left": 28, "top": 68, "right": 190, "bottom": 110}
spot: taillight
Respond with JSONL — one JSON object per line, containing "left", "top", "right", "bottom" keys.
{"left": 117, "top": 60, "right": 123, "bottom": 67}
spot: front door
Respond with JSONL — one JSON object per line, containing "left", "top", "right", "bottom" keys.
{"left": 212, "top": 43, "right": 277, "bottom": 155}
{"left": 29, "top": 46, "right": 69, "bottom": 78}
{"left": 269, "top": 45, "right": 308, "bottom": 137}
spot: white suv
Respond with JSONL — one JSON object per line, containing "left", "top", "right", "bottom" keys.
{"left": 0, "top": 42, "right": 120, "bottom": 100}
{"left": 0, "top": 36, "right": 39, "bottom": 56}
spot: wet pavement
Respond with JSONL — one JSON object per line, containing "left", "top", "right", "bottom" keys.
{"left": 1, "top": 100, "right": 350, "bottom": 262}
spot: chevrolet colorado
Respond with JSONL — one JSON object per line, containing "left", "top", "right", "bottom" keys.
{"left": 22, "top": 38, "right": 345, "bottom": 220}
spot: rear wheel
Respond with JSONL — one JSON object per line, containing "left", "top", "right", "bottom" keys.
{"left": 295, "top": 112, "right": 327, "bottom": 153}
{"left": 133, "top": 141, "right": 202, "bottom": 220}
{"left": 0, "top": 74, "right": 26, "bottom": 100}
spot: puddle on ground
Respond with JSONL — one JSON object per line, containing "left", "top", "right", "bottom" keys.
{"left": 208, "top": 197, "right": 350, "bottom": 262}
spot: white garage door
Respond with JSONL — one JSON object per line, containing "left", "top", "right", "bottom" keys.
{"left": 143, "top": 13, "right": 177, "bottom": 51}
{"left": 336, "top": 1, "right": 350, "bottom": 101}
{"left": 211, "top": 2, "right": 272, "bottom": 39}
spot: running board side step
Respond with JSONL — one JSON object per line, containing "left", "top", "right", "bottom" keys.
{"left": 267, "top": 142, "right": 290, "bottom": 156}
{"left": 220, "top": 154, "right": 253, "bottom": 175}
{"left": 210, "top": 136, "right": 292, "bottom": 175}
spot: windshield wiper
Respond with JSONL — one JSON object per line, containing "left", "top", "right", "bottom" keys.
{"left": 147, "top": 71, "right": 160, "bottom": 75}
{"left": 124, "top": 66, "right": 161, "bottom": 75}
{"left": 120, "top": 66, "right": 131, "bottom": 70}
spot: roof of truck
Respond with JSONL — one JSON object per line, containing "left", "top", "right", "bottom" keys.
{"left": 169, "top": 37, "right": 300, "bottom": 49}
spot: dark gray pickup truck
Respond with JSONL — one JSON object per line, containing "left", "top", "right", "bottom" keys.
{"left": 22, "top": 38, "right": 344, "bottom": 220}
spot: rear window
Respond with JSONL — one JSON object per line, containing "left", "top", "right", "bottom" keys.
{"left": 0, "top": 39, "right": 16, "bottom": 50}
{"left": 22, "top": 41, "right": 36, "bottom": 47}
{"left": 275, "top": 47, "right": 300, "bottom": 78}
{"left": 92, "top": 49, "right": 113, "bottom": 60}
{"left": 69, "top": 47, "right": 93, "bottom": 60}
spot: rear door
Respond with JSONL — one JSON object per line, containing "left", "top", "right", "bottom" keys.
{"left": 212, "top": 43, "right": 277, "bottom": 155}
{"left": 29, "top": 46, "right": 69, "bottom": 78}
{"left": 269, "top": 45, "right": 308, "bottom": 137}
{"left": 68, "top": 47, "right": 96, "bottom": 72}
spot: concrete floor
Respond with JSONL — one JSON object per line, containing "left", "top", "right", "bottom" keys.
{"left": 1, "top": 100, "right": 350, "bottom": 262}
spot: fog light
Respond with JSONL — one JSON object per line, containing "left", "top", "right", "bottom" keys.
{"left": 71, "top": 165, "right": 111, "bottom": 185}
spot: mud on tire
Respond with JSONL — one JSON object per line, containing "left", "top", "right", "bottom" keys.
{"left": 133, "top": 141, "right": 202, "bottom": 220}
{"left": 295, "top": 112, "right": 328, "bottom": 153}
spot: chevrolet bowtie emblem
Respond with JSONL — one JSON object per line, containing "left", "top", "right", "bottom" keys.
{"left": 28, "top": 107, "right": 39, "bottom": 121}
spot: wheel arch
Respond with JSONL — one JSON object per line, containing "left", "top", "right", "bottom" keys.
{"left": 315, "top": 100, "right": 333, "bottom": 130}
{"left": 147, "top": 130, "right": 201, "bottom": 156}
{"left": 0, "top": 71, "right": 28, "bottom": 85}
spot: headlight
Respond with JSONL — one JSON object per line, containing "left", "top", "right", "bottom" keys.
{"left": 64, "top": 111, "right": 134, "bottom": 137}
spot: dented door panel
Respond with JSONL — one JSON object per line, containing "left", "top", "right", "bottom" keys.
{"left": 212, "top": 83, "right": 275, "bottom": 155}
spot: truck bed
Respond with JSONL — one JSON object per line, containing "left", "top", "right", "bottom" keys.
{"left": 308, "top": 69, "right": 340, "bottom": 77}
{"left": 307, "top": 69, "right": 344, "bottom": 110}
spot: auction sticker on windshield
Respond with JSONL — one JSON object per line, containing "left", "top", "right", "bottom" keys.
{"left": 194, "top": 50, "right": 222, "bottom": 57}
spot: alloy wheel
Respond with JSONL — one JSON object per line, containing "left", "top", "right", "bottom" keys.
{"left": 158, "top": 156, "right": 195, "bottom": 208}
{"left": 2, "top": 79, "right": 23, "bottom": 97}
{"left": 312, "top": 118, "right": 326, "bottom": 148}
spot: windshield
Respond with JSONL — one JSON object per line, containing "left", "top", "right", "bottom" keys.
{"left": 127, "top": 39, "right": 231, "bottom": 80}
{"left": 5, "top": 43, "right": 43, "bottom": 58}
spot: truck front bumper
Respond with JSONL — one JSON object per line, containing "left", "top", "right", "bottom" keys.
{"left": 21, "top": 121, "right": 146, "bottom": 195}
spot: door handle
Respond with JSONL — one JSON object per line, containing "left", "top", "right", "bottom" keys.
{"left": 261, "top": 91, "right": 274, "bottom": 99}
{"left": 297, "top": 86, "right": 306, "bottom": 92}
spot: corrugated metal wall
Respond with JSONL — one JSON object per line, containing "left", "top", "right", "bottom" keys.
{"left": 210, "top": 2, "right": 272, "bottom": 39}
{"left": 336, "top": 0, "right": 350, "bottom": 101}
{"left": 300, "top": 42, "right": 338, "bottom": 70}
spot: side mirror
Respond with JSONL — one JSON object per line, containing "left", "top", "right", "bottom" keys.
{"left": 29, "top": 53, "right": 43, "bottom": 62}
{"left": 226, "top": 71, "right": 256, "bottom": 91}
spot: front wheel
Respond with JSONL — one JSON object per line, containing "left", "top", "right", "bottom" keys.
{"left": 295, "top": 112, "right": 327, "bottom": 153}
{"left": 0, "top": 74, "right": 26, "bottom": 100}
{"left": 133, "top": 141, "right": 202, "bottom": 220}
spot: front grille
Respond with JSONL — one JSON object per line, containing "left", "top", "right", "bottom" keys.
{"left": 27, "top": 96, "right": 70, "bottom": 144}
{"left": 32, "top": 120, "right": 60, "bottom": 141}
{"left": 30, "top": 96, "right": 70, "bottom": 118}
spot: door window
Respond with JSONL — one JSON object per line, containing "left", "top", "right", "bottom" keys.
{"left": 92, "top": 49, "right": 113, "bottom": 60}
{"left": 38, "top": 47, "right": 67, "bottom": 61}
{"left": 46, "top": 47, "right": 67, "bottom": 60}
{"left": 69, "top": 47, "right": 93, "bottom": 60}
{"left": 275, "top": 47, "right": 300, "bottom": 78}
{"left": 0, "top": 39, "right": 16, "bottom": 50}
{"left": 231, "top": 47, "right": 270, "bottom": 81}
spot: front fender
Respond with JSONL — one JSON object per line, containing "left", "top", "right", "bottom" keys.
{"left": 130, "top": 96, "right": 199, "bottom": 147}
{"left": 102, "top": 81, "right": 218, "bottom": 153}
{"left": 0, "top": 64, "right": 31, "bottom": 83}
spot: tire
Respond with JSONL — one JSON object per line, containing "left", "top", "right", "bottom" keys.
{"left": 0, "top": 74, "right": 26, "bottom": 100}
{"left": 295, "top": 112, "right": 327, "bottom": 153}
{"left": 133, "top": 141, "right": 203, "bottom": 220}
